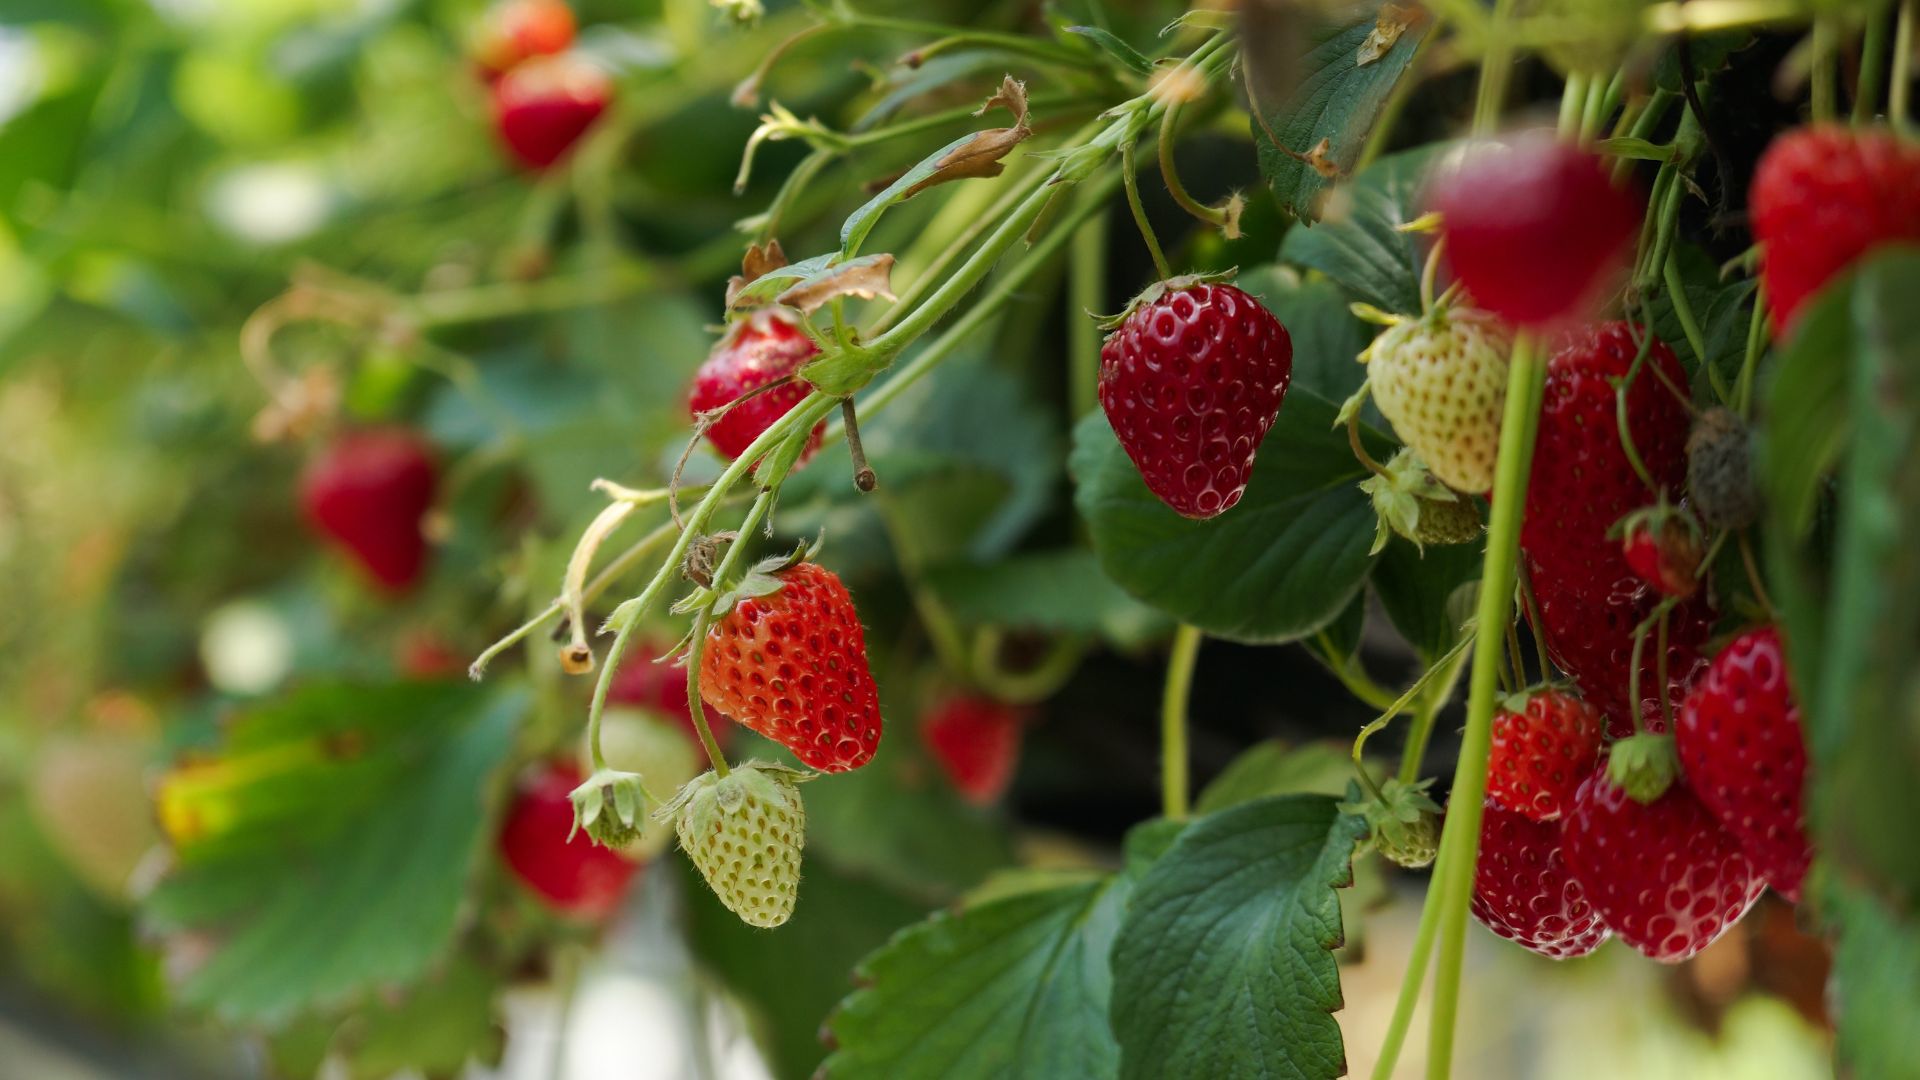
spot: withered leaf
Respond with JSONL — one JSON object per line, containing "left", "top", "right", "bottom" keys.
{"left": 774, "top": 253, "right": 896, "bottom": 314}
{"left": 724, "top": 239, "right": 791, "bottom": 308}
{"left": 896, "top": 76, "right": 1032, "bottom": 201}
{"left": 1357, "top": 5, "right": 1420, "bottom": 67}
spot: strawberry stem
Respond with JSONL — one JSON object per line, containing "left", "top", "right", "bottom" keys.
{"left": 1894, "top": 0, "right": 1915, "bottom": 128}
{"left": 1347, "top": 408, "right": 1390, "bottom": 477}
{"left": 1069, "top": 215, "right": 1107, "bottom": 421}
{"left": 1157, "top": 99, "right": 1234, "bottom": 236}
{"left": 1120, "top": 138, "right": 1172, "bottom": 281}
{"left": 1160, "top": 624, "right": 1202, "bottom": 821}
{"left": 1812, "top": 16, "right": 1840, "bottom": 123}
{"left": 840, "top": 398, "right": 877, "bottom": 492}
{"left": 1517, "top": 566, "right": 1555, "bottom": 681}
{"left": 1371, "top": 836, "right": 1453, "bottom": 1080}
{"left": 1661, "top": 254, "right": 1721, "bottom": 402}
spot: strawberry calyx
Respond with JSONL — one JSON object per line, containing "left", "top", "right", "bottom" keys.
{"left": 1606, "top": 733, "right": 1680, "bottom": 804}
{"left": 652, "top": 759, "right": 815, "bottom": 823}
{"left": 1339, "top": 776, "right": 1442, "bottom": 869}
{"left": 1093, "top": 268, "right": 1239, "bottom": 331}
{"left": 568, "top": 768, "right": 651, "bottom": 848}
{"left": 1358, "top": 448, "right": 1477, "bottom": 555}
{"left": 672, "top": 536, "right": 821, "bottom": 621}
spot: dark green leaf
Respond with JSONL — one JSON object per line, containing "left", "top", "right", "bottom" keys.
{"left": 1278, "top": 144, "right": 1443, "bottom": 314}
{"left": 1109, "top": 794, "right": 1364, "bottom": 1080}
{"left": 1236, "top": 268, "right": 1374, "bottom": 410}
{"left": 1300, "top": 592, "right": 1366, "bottom": 671}
{"left": 1195, "top": 741, "right": 1355, "bottom": 815}
{"left": 923, "top": 548, "right": 1167, "bottom": 644}
{"left": 1064, "top": 25, "right": 1154, "bottom": 75}
{"left": 1825, "top": 877, "right": 1920, "bottom": 1077}
{"left": 1371, "top": 534, "right": 1479, "bottom": 661}
{"left": 805, "top": 738, "right": 1015, "bottom": 898}
{"left": 1254, "top": 10, "right": 1431, "bottom": 223}
{"left": 1070, "top": 392, "right": 1386, "bottom": 643}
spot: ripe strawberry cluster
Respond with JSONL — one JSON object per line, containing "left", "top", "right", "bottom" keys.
{"left": 470, "top": 0, "right": 612, "bottom": 171}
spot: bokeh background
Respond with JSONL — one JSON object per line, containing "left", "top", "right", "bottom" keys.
{"left": 0, "top": 1, "right": 1841, "bottom": 1077}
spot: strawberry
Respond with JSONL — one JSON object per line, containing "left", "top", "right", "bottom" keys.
{"left": 595, "top": 706, "right": 704, "bottom": 860}
{"left": 1676, "top": 626, "right": 1812, "bottom": 900}
{"left": 1560, "top": 767, "right": 1764, "bottom": 963}
{"left": 1097, "top": 279, "right": 1293, "bottom": 519}
{"left": 471, "top": 0, "right": 575, "bottom": 82}
{"left": 1342, "top": 778, "right": 1442, "bottom": 870}
{"left": 610, "top": 641, "right": 732, "bottom": 751}
{"left": 1751, "top": 125, "right": 1920, "bottom": 331}
{"left": 1429, "top": 131, "right": 1641, "bottom": 328}
{"left": 1470, "top": 798, "right": 1610, "bottom": 959}
{"left": 920, "top": 695, "right": 1027, "bottom": 805}
{"left": 301, "top": 427, "right": 438, "bottom": 593}
{"left": 1687, "top": 408, "right": 1760, "bottom": 531}
{"left": 1520, "top": 324, "right": 1712, "bottom": 734}
{"left": 1359, "top": 449, "right": 1484, "bottom": 554}
{"left": 1486, "top": 689, "right": 1604, "bottom": 822}
{"left": 688, "top": 309, "right": 825, "bottom": 465}
{"left": 698, "top": 561, "right": 882, "bottom": 772}
{"left": 1363, "top": 308, "right": 1511, "bottom": 493}
{"left": 491, "top": 53, "right": 611, "bottom": 171}
{"left": 662, "top": 762, "right": 808, "bottom": 929}
{"left": 1616, "top": 502, "right": 1703, "bottom": 598}
{"left": 499, "top": 761, "right": 639, "bottom": 919}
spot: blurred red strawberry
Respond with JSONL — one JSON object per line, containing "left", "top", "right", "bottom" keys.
{"left": 471, "top": 0, "right": 576, "bottom": 83}
{"left": 492, "top": 53, "right": 611, "bottom": 170}
{"left": 921, "top": 695, "right": 1028, "bottom": 805}
{"left": 300, "top": 428, "right": 437, "bottom": 593}
{"left": 499, "top": 761, "right": 638, "bottom": 919}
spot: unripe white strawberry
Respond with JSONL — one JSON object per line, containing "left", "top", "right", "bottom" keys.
{"left": 1363, "top": 309, "right": 1511, "bottom": 493}
{"left": 660, "top": 761, "right": 808, "bottom": 928}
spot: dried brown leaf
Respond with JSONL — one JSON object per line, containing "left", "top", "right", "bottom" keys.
{"left": 897, "top": 76, "right": 1032, "bottom": 200}
{"left": 725, "top": 240, "right": 790, "bottom": 308}
{"left": 1357, "top": 4, "right": 1421, "bottom": 66}
{"left": 774, "top": 254, "right": 896, "bottom": 314}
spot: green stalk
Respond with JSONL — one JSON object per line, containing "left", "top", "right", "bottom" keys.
{"left": 1856, "top": 2, "right": 1893, "bottom": 124}
{"left": 1161, "top": 625, "right": 1203, "bottom": 820}
{"left": 682, "top": 485, "right": 778, "bottom": 778}
{"left": 1894, "top": 0, "right": 1916, "bottom": 128}
{"left": 1121, "top": 138, "right": 1173, "bottom": 280}
{"left": 834, "top": 11, "right": 1098, "bottom": 69}
{"left": 1812, "top": 16, "right": 1839, "bottom": 123}
{"left": 1069, "top": 213, "right": 1108, "bottom": 420}
{"left": 1425, "top": 336, "right": 1546, "bottom": 1080}
{"left": 1662, "top": 254, "right": 1715, "bottom": 396}
{"left": 1370, "top": 838, "right": 1452, "bottom": 1080}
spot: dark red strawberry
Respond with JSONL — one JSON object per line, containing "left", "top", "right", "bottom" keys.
{"left": 1560, "top": 768, "right": 1764, "bottom": 963}
{"left": 1430, "top": 132, "right": 1642, "bottom": 328}
{"left": 698, "top": 562, "right": 881, "bottom": 772}
{"left": 1470, "top": 798, "right": 1611, "bottom": 959}
{"left": 471, "top": 0, "right": 575, "bottom": 82}
{"left": 301, "top": 428, "right": 437, "bottom": 593}
{"left": 920, "top": 695, "right": 1027, "bottom": 805}
{"left": 1098, "top": 279, "right": 1293, "bottom": 519}
{"left": 499, "top": 761, "right": 639, "bottom": 919}
{"left": 1751, "top": 125, "right": 1920, "bottom": 331}
{"left": 492, "top": 53, "right": 610, "bottom": 170}
{"left": 1486, "top": 690, "right": 1603, "bottom": 822}
{"left": 689, "top": 310, "right": 825, "bottom": 465}
{"left": 1676, "top": 626, "right": 1811, "bottom": 901}
{"left": 609, "top": 641, "right": 732, "bottom": 751}
{"left": 1520, "top": 324, "right": 1712, "bottom": 734}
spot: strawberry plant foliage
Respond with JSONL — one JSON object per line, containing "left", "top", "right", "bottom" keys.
{"left": 1278, "top": 143, "right": 1444, "bottom": 314}
{"left": 1109, "top": 795, "right": 1366, "bottom": 1080}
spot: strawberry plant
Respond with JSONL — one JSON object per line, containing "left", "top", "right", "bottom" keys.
{"left": 4, "top": 0, "right": 1920, "bottom": 1077}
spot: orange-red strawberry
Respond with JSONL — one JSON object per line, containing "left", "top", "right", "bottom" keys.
{"left": 499, "top": 761, "right": 639, "bottom": 919}
{"left": 1520, "top": 324, "right": 1712, "bottom": 734}
{"left": 1430, "top": 132, "right": 1641, "bottom": 328}
{"left": 1486, "top": 690, "right": 1604, "bottom": 822}
{"left": 301, "top": 427, "right": 438, "bottom": 593}
{"left": 1560, "top": 767, "right": 1764, "bottom": 963}
{"left": 698, "top": 562, "right": 880, "bottom": 772}
{"left": 492, "top": 53, "right": 610, "bottom": 170}
{"left": 920, "top": 695, "right": 1027, "bottom": 805}
{"left": 1676, "top": 626, "right": 1812, "bottom": 901}
{"left": 471, "top": 0, "right": 576, "bottom": 83}
{"left": 1751, "top": 125, "right": 1920, "bottom": 331}
{"left": 689, "top": 310, "right": 825, "bottom": 465}
{"left": 1470, "top": 798, "right": 1611, "bottom": 959}
{"left": 1098, "top": 279, "right": 1293, "bottom": 519}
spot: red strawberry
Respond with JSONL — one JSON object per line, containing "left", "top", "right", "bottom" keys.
{"left": 688, "top": 310, "right": 825, "bottom": 465}
{"left": 610, "top": 641, "right": 732, "bottom": 751}
{"left": 1470, "top": 798, "right": 1611, "bottom": 959}
{"left": 301, "top": 428, "right": 438, "bottom": 593}
{"left": 1676, "top": 626, "right": 1811, "bottom": 900}
{"left": 1430, "top": 132, "right": 1642, "bottom": 328}
{"left": 492, "top": 53, "right": 611, "bottom": 170}
{"left": 471, "top": 0, "right": 576, "bottom": 82}
{"left": 1486, "top": 690, "right": 1603, "bottom": 822}
{"left": 1098, "top": 279, "right": 1293, "bottom": 519}
{"left": 698, "top": 562, "right": 881, "bottom": 772}
{"left": 1617, "top": 502, "right": 1704, "bottom": 598}
{"left": 1751, "top": 126, "right": 1920, "bottom": 331}
{"left": 1560, "top": 768, "right": 1764, "bottom": 963}
{"left": 920, "top": 695, "right": 1027, "bottom": 805}
{"left": 499, "top": 761, "right": 639, "bottom": 919}
{"left": 1520, "top": 324, "right": 1712, "bottom": 734}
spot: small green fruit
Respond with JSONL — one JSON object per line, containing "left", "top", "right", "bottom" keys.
{"left": 661, "top": 762, "right": 809, "bottom": 928}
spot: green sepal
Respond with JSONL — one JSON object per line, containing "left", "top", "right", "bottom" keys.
{"left": 569, "top": 769, "right": 651, "bottom": 849}
{"left": 799, "top": 346, "right": 886, "bottom": 397}
{"left": 1607, "top": 733, "right": 1680, "bottom": 804}
{"left": 1091, "top": 268, "right": 1240, "bottom": 331}
{"left": 1338, "top": 777, "right": 1442, "bottom": 869}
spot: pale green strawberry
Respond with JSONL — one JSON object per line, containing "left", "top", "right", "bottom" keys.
{"left": 660, "top": 761, "right": 808, "bottom": 928}
{"left": 1340, "top": 777, "right": 1442, "bottom": 869}
{"left": 1359, "top": 449, "right": 1484, "bottom": 554}
{"left": 1363, "top": 308, "right": 1511, "bottom": 493}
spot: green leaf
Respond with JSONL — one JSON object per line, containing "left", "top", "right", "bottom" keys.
{"left": 923, "top": 548, "right": 1167, "bottom": 644}
{"left": 1278, "top": 143, "right": 1443, "bottom": 315}
{"left": 1371, "top": 535, "right": 1479, "bottom": 661}
{"left": 1825, "top": 877, "right": 1920, "bottom": 1077}
{"left": 1763, "top": 250, "right": 1920, "bottom": 909}
{"left": 1300, "top": 592, "right": 1366, "bottom": 671}
{"left": 824, "top": 876, "right": 1130, "bottom": 1079}
{"left": 341, "top": 955, "right": 502, "bottom": 1080}
{"left": 725, "top": 252, "right": 836, "bottom": 310}
{"left": 1109, "top": 794, "right": 1364, "bottom": 1080}
{"left": 1064, "top": 25, "right": 1154, "bottom": 75}
{"left": 1254, "top": 11, "right": 1432, "bottom": 223}
{"left": 143, "top": 683, "right": 524, "bottom": 1025}
{"left": 804, "top": 738, "right": 1015, "bottom": 898}
{"left": 1235, "top": 268, "right": 1375, "bottom": 411}
{"left": 1195, "top": 741, "right": 1355, "bottom": 815}
{"left": 1070, "top": 392, "right": 1386, "bottom": 643}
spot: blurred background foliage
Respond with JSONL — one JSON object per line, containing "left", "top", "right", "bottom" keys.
{"left": 0, "top": 0, "right": 1853, "bottom": 1077}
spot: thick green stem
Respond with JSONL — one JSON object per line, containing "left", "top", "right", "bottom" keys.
{"left": 1425, "top": 336, "right": 1545, "bottom": 1080}
{"left": 1471, "top": 0, "right": 1522, "bottom": 133}
{"left": 1894, "top": 0, "right": 1917, "bottom": 128}
{"left": 1371, "top": 837, "right": 1452, "bottom": 1080}
{"left": 1857, "top": 2, "right": 1893, "bottom": 123}
{"left": 1161, "top": 625, "right": 1202, "bottom": 820}
{"left": 1737, "top": 280, "right": 1769, "bottom": 416}
{"left": 1813, "top": 16, "right": 1840, "bottom": 123}
{"left": 1121, "top": 138, "right": 1172, "bottom": 280}
{"left": 1069, "top": 213, "right": 1108, "bottom": 420}
{"left": 1662, "top": 255, "right": 1715, "bottom": 397}
{"left": 1398, "top": 647, "right": 1470, "bottom": 786}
